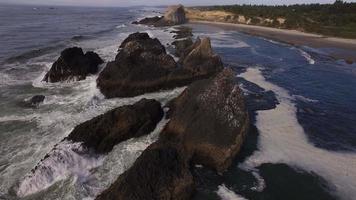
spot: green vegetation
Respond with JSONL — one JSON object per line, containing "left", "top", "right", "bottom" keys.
{"left": 193, "top": 1, "right": 356, "bottom": 38}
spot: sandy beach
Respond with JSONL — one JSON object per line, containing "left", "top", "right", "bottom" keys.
{"left": 189, "top": 20, "right": 356, "bottom": 63}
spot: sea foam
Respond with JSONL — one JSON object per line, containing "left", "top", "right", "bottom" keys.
{"left": 217, "top": 184, "right": 248, "bottom": 200}
{"left": 238, "top": 67, "right": 356, "bottom": 200}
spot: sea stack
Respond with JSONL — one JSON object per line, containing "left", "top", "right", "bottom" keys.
{"left": 43, "top": 47, "right": 103, "bottom": 82}
{"left": 97, "top": 32, "right": 223, "bottom": 98}
{"left": 133, "top": 5, "right": 187, "bottom": 27}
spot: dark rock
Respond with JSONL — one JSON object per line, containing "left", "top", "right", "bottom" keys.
{"left": 66, "top": 98, "right": 163, "bottom": 154}
{"left": 170, "top": 26, "right": 193, "bottom": 39}
{"left": 162, "top": 69, "right": 249, "bottom": 172}
{"left": 96, "top": 142, "right": 194, "bottom": 200}
{"left": 132, "top": 16, "right": 163, "bottom": 26}
{"left": 133, "top": 5, "right": 186, "bottom": 27}
{"left": 345, "top": 59, "right": 354, "bottom": 64}
{"left": 43, "top": 47, "right": 103, "bottom": 82}
{"left": 21, "top": 95, "right": 45, "bottom": 108}
{"left": 181, "top": 37, "right": 224, "bottom": 76}
{"left": 96, "top": 69, "right": 249, "bottom": 199}
{"left": 97, "top": 33, "right": 223, "bottom": 98}
{"left": 172, "top": 38, "right": 193, "bottom": 57}
{"left": 29, "top": 95, "right": 45, "bottom": 106}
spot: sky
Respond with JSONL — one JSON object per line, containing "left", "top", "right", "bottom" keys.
{"left": 0, "top": 0, "right": 355, "bottom": 7}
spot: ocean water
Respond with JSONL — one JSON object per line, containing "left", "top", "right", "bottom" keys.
{"left": 0, "top": 4, "right": 356, "bottom": 200}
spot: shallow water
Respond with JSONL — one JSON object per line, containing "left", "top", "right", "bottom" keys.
{"left": 0, "top": 4, "right": 355, "bottom": 200}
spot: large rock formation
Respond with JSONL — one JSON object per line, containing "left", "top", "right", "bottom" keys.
{"left": 180, "top": 37, "right": 223, "bottom": 76}
{"left": 66, "top": 98, "right": 163, "bottom": 154}
{"left": 97, "top": 32, "right": 223, "bottom": 98}
{"left": 96, "top": 142, "right": 194, "bottom": 200}
{"left": 163, "top": 5, "right": 186, "bottom": 25}
{"left": 96, "top": 69, "right": 249, "bottom": 199}
{"left": 43, "top": 47, "right": 103, "bottom": 82}
{"left": 133, "top": 5, "right": 186, "bottom": 27}
{"left": 163, "top": 69, "right": 249, "bottom": 172}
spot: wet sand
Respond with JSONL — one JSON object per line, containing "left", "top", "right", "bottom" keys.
{"left": 190, "top": 20, "right": 356, "bottom": 63}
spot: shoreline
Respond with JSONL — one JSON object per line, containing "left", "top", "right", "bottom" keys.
{"left": 189, "top": 20, "right": 356, "bottom": 63}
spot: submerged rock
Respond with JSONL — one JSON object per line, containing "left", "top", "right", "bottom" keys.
{"left": 43, "top": 47, "right": 103, "bottom": 82}
{"left": 66, "top": 98, "right": 163, "bottom": 154}
{"left": 22, "top": 95, "right": 45, "bottom": 108}
{"left": 97, "top": 32, "right": 223, "bottom": 98}
{"left": 163, "top": 69, "right": 249, "bottom": 172}
{"left": 133, "top": 5, "right": 186, "bottom": 27}
{"left": 96, "top": 142, "right": 193, "bottom": 200}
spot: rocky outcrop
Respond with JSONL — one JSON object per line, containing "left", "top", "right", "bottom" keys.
{"left": 21, "top": 95, "right": 45, "bottom": 108}
{"left": 180, "top": 37, "right": 223, "bottom": 75}
{"left": 132, "top": 16, "right": 163, "bottom": 26}
{"left": 43, "top": 47, "right": 103, "bottom": 82}
{"left": 170, "top": 26, "right": 193, "bottom": 39}
{"left": 96, "top": 69, "right": 249, "bottom": 199}
{"left": 133, "top": 5, "right": 186, "bottom": 27}
{"left": 172, "top": 38, "right": 193, "bottom": 57}
{"left": 163, "top": 69, "right": 249, "bottom": 172}
{"left": 96, "top": 142, "right": 194, "bottom": 200}
{"left": 66, "top": 98, "right": 163, "bottom": 154}
{"left": 163, "top": 5, "right": 186, "bottom": 25}
{"left": 97, "top": 32, "right": 223, "bottom": 98}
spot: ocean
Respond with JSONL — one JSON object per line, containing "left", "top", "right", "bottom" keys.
{"left": 0, "top": 4, "right": 355, "bottom": 200}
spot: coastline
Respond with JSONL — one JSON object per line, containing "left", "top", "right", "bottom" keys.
{"left": 189, "top": 20, "right": 356, "bottom": 63}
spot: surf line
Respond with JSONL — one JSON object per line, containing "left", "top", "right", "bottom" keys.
{"left": 238, "top": 67, "right": 356, "bottom": 200}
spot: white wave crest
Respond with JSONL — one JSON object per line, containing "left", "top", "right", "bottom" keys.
{"left": 116, "top": 24, "right": 127, "bottom": 29}
{"left": 16, "top": 141, "right": 104, "bottom": 197}
{"left": 293, "top": 94, "right": 319, "bottom": 103}
{"left": 217, "top": 184, "right": 248, "bottom": 200}
{"left": 298, "top": 49, "right": 315, "bottom": 65}
{"left": 238, "top": 68, "right": 356, "bottom": 200}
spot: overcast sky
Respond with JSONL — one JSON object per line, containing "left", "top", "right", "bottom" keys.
{"left": 1, "top": 0, "right": 355, "bottom": 7}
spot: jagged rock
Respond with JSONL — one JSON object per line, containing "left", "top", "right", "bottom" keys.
{"left": 172, "top": 38, "right": 193, "bottom": 57}
{"left": 66, "top": 98, "right": 163, "bottom": 154}
{"left": 21, "top": 95, "right": 45, "bottom": 108}
{"left": 96, "top": 142, "right": 194, "bottom": 200}
{"left": 163, "top": 5, "right": 186, "bottom": 25}
{"left": 162, "top": 69, "right": 249, "bottom": 172}
{"left": 43, "top": 47, "right": 103, "bottom": 82}
{"left": 180, "top": 37, "right": 223, "bottom": 76}
{"left": 96, "top": 69, "right": 249, "bottom": 199}
{"left": 133, "top": 5, "right": 186, "bottom": 27}
{"left": 132, "top": 16, "right": 163, "bottom": 26}
{"left": 97, "top": 33, "right": 223, "bottom": 98}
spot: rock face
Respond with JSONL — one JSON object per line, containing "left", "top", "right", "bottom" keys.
{"left": 96, "top": 142, "right": 194, "bottom": 200}
{"left": 96, "top": 69, "right": 249, "bottom": 199}
{"left": 43, "top": 47, "right": 103, "bottom": 82}
{"left": 133, "top": 5, "right": 186, "bottom": 27}
{"left": 172, "top": 38, "right": 193, "bottom": 57}
{"left": 132, "top": 16, "right": 163, "bottom": 26}
{"left": 97, "top": 32, "right": 223, "bottom": 98}
{"left": 180, "top": 37, "right": 223, "bottom": 76}
{"left": 163, "top": 5, "right": 186, "bottom": 25}
{"left": 163, "top": 69, "right": 249, "bottom": 172}
{"left": 66, "top": 98, "right": 163, "bottom": 154}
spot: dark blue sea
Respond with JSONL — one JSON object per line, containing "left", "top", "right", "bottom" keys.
{"left": 0, "top": 3, "right": 355, "bottom": 200}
